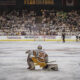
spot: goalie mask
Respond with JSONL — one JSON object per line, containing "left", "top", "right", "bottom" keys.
{"left": 37, "top": 45, "right": 42, "bottom": 50}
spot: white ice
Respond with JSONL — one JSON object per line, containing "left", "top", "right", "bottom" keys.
{"left": 0, "top": 41, "right": 80, "bottom": 80}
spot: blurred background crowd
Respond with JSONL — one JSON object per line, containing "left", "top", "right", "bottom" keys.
{"left": 0, "top": 9, "right": 80, "bottom": 36}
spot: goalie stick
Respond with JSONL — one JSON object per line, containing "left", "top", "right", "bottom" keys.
{"left": 47, "top": 60, "right": 56, "bottom": 63}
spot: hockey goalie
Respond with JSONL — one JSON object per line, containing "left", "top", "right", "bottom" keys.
{"left": 26, "top": 45, "right": 58, "bottom": 71}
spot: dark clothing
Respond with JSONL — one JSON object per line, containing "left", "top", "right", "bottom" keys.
{"left": 62, "top": 32, "right": 65, "bottom": 43}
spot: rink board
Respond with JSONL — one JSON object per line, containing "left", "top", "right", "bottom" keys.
{"left": 0, "top": 36, "right": 78, "bottom": 41}
{"left": 0, "top": 39, "right": 76, "bottom": 41}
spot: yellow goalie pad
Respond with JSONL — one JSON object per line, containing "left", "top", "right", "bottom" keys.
{"left": 32, "top": 57, "right": 47, "bottom": 67}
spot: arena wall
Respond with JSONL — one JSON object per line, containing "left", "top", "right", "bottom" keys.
{"left": 0, "top": 36, "right": 76, "bottom": 41}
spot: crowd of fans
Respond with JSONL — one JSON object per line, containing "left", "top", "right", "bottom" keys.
{"left": 0, "top": 9, "right": 80, "bottom": 36}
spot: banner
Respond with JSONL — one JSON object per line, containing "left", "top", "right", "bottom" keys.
{"left": 7, "top": 36, "right": 22, "bottom": 39}
{"left": 62, "top": 0, "right": 78, "bottom": 7}
{"left": 66, "top": 0, "right": 74, "bottom": 6}
{"left": 0, "top": 36, "right": 76, "bottom": 41}
{"left": 0, "top": 0, "right": 16, "bottom": 5}
{"left": 24, "top": 0, "right": 54, "bottom": 5}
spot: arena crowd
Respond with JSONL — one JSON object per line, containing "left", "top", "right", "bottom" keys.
{"left": 0, "top": 9, "right": 80, "bottom": 36}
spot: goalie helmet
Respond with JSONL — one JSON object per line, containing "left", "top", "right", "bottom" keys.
{"left": 37, "top": 45, "right": 42, "bottom": 50}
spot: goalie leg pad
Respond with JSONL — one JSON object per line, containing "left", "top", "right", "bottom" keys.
{"left": 43, "top": 64, "right": 58, "bottom": 71}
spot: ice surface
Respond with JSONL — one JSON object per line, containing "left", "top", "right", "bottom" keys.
{"left": 0, "top": 41, "right": 80, "bottom": 80}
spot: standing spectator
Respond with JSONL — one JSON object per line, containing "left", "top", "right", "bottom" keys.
{"left": 62, "top": 28, "right": 66, "bottom": 43}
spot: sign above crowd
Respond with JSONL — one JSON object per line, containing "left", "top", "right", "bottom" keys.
{"left": 0, "top": 0, "right": 16, "bottom": 5}
{"left": 24, "top": 0, "right": 54, "bottom": 5}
